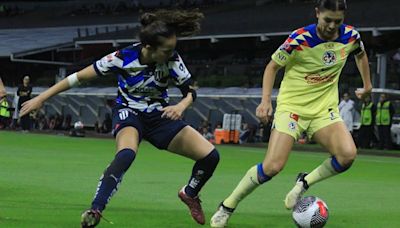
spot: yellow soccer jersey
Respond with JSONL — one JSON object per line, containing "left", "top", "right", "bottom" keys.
{"left": 272, "top": 24, "right": 364, "bottom": 118}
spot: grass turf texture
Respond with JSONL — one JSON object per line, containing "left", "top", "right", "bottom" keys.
{"left": 1, "top": 131, "right": 399, "bottom": 227}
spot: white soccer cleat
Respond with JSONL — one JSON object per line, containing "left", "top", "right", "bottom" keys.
{"left": 284, "top": 172, "right": 309, "bottom": 210}
{"left": 210, "top": 203, "right": 235, "bottom": 228}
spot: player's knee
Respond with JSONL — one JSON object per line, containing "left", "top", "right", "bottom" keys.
{"left": 263, "top": 161, "right": 285, "bottom": 177}
{"left": 203, "top": 148, "right": 220, "bottom": 167}
{"left": 336, "top": 146, "right": 357, "bottom": 168}
{"left": 256, "top": 163, "right": 273, "bottom": 184}
{"left": 115, "top": 148, "right": 136, "bottom": 170}
{"left": 331, "top": 154, "right": 354, "bottom": 173}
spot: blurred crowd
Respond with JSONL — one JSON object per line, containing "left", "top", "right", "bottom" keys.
{"left": 1, "top": 76, "right": 399, "bottom": 150}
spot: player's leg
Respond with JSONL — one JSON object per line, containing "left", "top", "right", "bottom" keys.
{"left": 167, "top": 125, "right": 219, "bottom": 225}
{"left": 81, "top": 107, "right": 141, "bottom": 228}
{"left": 307, "top": 121, "right": 356, "bottom": 185}
{"left": 285, "top": 120, "right": 356, "bottom": 210}
{"left": 81, "top": 127, "right": 139, "bottom": 227}
{"left": 211, "top": 112, "right": 301, "bottom": 227}
{"left": 210, "top": 130, "right": 295, "bottom": 228}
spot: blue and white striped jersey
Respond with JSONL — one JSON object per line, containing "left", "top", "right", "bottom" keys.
{"left": 93, "top": 43, "right": 191, "bottom": 113}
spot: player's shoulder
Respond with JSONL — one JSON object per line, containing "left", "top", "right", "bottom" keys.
{"left": 278, "top": 25, "right": 315, "bottom": 54}
{"left": 338, "top": 24, "right": 361, "bottom": 43}
{"left": 115, "top": 43, "right": 142, "bottom": 61}
{"left": 288, "top": 24, "right": 315, "bottom": 39}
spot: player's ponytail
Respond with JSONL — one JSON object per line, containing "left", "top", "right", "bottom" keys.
{"left": 139, "top": 9, "right": 203, "bottom": 47}
{"left": 316, "top": 0, "right": 347, "bottom": 11}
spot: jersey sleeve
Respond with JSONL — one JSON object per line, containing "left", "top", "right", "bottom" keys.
{"left": 271, "top": 31, "right": 297, "bottom": 67}
{"left": 168, "top": 53, "right": 191, "bottom": 86}
{"left": 349, "top": 29, "right": 365, "bottom": 56}
{"left": 93, "top": 50, "right": 124, "bottom": 76}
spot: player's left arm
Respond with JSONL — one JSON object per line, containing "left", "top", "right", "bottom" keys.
{"left": 354, "top": 49, "right": 372, "bottom": 100}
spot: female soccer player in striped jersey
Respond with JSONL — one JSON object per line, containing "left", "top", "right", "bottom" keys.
{"left": 20, "top": 9, "right": 220, "bottom": 227}
{"left": 211, "top": 0, "right": 372, "bottom": 227}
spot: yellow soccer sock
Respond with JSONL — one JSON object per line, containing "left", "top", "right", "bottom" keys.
{"left": 304, "top": 158, "right": 338, "bottom": 186}
{"left": 223, "top": 165, "right": 261, "bottom": 209}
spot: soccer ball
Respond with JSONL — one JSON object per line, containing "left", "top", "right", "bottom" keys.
{"left": 292, "top": 196, "right": 329, "bottom": 228}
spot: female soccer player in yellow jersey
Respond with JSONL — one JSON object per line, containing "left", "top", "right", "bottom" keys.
{"left": 211, "top": 0, "right": 372, "bottom": 227}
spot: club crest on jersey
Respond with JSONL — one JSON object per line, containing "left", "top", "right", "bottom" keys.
{"left": 322, "top": 51, "right": 336, "bottom": 66}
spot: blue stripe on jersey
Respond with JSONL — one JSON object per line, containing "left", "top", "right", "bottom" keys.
{"left": 118, "top": 78, "right": 126, "bottom": 89}
{"left": 125, "top": 73, "right": 144, "bottom": 86}
{"left": 160, "top": 91, "right": 168, "bottom": 99}
{"left": 121, "top": 48, "right": 140, "bottom": 67}
{"left": 170, "top": 69, "right": 179, "bottom": 78}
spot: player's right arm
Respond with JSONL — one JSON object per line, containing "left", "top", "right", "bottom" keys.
{"left": 256, "top": 30, "right": 296, "bottom": 123}
{"left": 20, "top": 48, "right": 125, "bottom": 117}
{"left": 19, "top": 65, "right": 97, "bottom": 117}
{"left": 256, "top": 60, "right": 282, "bottom": 123}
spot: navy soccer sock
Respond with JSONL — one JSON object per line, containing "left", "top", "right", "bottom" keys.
{"left": 91, "top": 148, "right": 136, "bottom": 211}
{"left": 185, "top": 149, "right": 220, "bottom": 198}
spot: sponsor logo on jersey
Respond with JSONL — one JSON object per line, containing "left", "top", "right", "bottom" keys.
{"left": 322, "top": 51, "right": 337, "bottom": 66}
{"left": 276, "top": 52, "right": 287, "bottom": 62}
{"left": 289, "top": 113, "right": 299, "bottom": 121}
{"left": 304, "top": 73, "right": 336, "bottom": 84}
{"left": 324, "top": 43, "right": 334, "bottom": 49}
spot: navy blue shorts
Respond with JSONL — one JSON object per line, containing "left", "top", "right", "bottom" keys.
{"left": 112, "top": 105, "right": 188, "bottom": 149}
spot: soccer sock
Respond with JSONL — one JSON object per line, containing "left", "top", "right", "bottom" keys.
{"left": 184, "top": 149, "right": 220, "bottom": 198}
{"left": 91, "top": 148, "right": 136, "bottom": 211}
{"left": 304, "top": 156, "right": 351, "bottom": 186}
{"left": 223, "top": 163, "right": 272, "bottom": 209}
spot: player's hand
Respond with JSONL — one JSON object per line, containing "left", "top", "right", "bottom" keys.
{"left": 161, "top": 103, "right": 185, "bottom": 120}
{"left": 19, "top": 96, "right": 44, "bottom": 117}
{"left": 355, "top": 86, "right": 372, "bottom": 100}
{"left": 256, "top": 100, "right": 273, "bottom": 123}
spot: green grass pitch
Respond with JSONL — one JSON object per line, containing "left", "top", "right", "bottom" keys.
{"left": 0, "top": 131, "right": 399, "bottom": 227}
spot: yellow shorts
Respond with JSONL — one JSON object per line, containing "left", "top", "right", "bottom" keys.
{"left": 272, "top": 110, "right": 343, "bottom": 140}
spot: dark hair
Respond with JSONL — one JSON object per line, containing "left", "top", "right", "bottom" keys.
{"left": 139, "top": 9, "right": 204, "bottom": 47}
{"left": 316, "top": 0, "right": 347, "bottom": 11}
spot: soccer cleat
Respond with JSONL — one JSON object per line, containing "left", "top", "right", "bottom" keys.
{"left": 81, "top": 209, "right": 101, "bottom": 228}
{"left": 210, "top": 203, "right": 235, "bottom": 228}
{"left": 178, "top": 186, "right": 205, "bottom": 225}
{"left": 284, "top": 172, "right": 309, "bottom": 210}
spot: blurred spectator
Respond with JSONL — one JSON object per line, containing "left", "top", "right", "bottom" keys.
{"left": 201, "top": 127, "right": 214, "bottom": 142}
{"left": 10, "top": 90, "right": 19, "bottom": 129}
{"left": 63, "top": 114, "right": 72, "bottom": 130}
{"left": 376, "top": 93, "right": 395, "bottom": 150}
{"left": 339, "top": 92, "right": 354, "bottom": 133}
{"left": 17, "top": 75, "right": 32, "bottom": 132}
{"left": 54, "top": 114, "right": 64, "bottom": 130}
{"left": 70, "top": 121, "right": 85, "bottom": 137}
{"left": 0, "top": 77, "right": 11, "bottom": 129}
{"left": 358, "top": 95, "right": 376, "bottom": 149}
{"left": 392, "top": 48, "right": 400, "bottom": 74}
{"left": 48, "top": 115, "right": 56, "bottom": 130}
{"left": 239, "top": 122, "right": 250, "bottom": 144}
{"left": 98, "top": 113, "right": 112, "bottom": 133}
